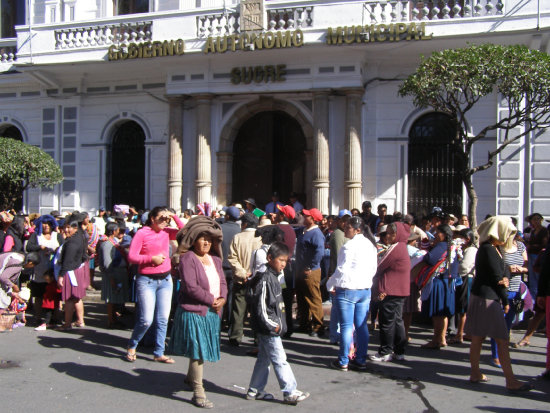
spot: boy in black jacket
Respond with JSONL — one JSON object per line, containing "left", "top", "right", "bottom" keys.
{"left": 246, "top": 242, "right": 310, "bottom": 405}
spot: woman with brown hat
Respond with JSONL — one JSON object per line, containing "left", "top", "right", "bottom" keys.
{"left": 169, "top": 216, "right": 227, "bottom": 409}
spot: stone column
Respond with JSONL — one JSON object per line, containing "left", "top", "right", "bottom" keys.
{"left": 344, "top": 89, "right": 363, "bottom": 210}
{"left": 195, "top": 94, "right": 213, "bottom": 204}
{"left": 216, "top": 151, "right": 233, "bottom": 206}
{"left": 312, "top": 91, "right": 330, "bottom": 214}
{"left": 167, "top": 97, "right": 184, "bottom": 213}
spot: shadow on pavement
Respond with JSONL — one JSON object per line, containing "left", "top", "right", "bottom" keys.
{"left": 49, "top": 362, "right": 245, "bottom": 404}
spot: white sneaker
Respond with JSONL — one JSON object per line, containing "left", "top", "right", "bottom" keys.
{"left": 284, "top": 390, "right": 310, "bottom": 405}
{"left": 393, "top": 353, "right": 406, "bottom": 361}
{"left": 369, "top": 353, "right": 392, "bottom": 362}
{"left": 34, "top": 323, "right": 47, "bottom": 331}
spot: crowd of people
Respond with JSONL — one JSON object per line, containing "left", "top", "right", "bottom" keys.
{"left": 1, "top": 196, "right": 550, "bottom": 406}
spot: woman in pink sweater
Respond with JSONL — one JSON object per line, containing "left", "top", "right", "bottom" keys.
{"left": 126, "top": 206, "right": 184, "bottom": 363}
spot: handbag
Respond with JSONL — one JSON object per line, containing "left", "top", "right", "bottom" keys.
{"left": 510, "top": 296, "right": 525, "bottom": 314}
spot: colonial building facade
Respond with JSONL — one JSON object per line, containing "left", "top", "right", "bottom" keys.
{"left": 1, "top": 0, "right": 549, "bottom": 226}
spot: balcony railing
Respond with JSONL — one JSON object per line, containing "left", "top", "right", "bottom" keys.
{"left": 197, "top": 5, "right": 314, "bottom": 38}
{"left": 365, "top": 1, "right": 504, "bottom": 23}
{"left": 266, "top": 6, "right": 314, "bottom": 30}
{"left": 54, "top": 21, "right": 153, "bottom": 49}
{"left": 197, "top": 11, "right": 240, "bottom": 38}
{"left": 0, "top": 39, "right": 16, "bottom": 63}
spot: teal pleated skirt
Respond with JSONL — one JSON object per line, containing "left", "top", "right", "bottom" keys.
{"left": 168, "top": 307, "right": 221, "bottom": 362}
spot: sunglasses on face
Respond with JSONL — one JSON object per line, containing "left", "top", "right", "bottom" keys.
{"left": 156, "top": 216, "right": 171, "bottom": 223}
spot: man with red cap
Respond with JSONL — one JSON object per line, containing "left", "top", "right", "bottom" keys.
{"left": 275, "top": 204, "right": 297, "bottom": 337}
{"left": 295, "top": 208, "right": 325, "bottom": 337}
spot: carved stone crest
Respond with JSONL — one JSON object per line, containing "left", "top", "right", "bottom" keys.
{"left": 240, "top": 0, "right": 264, "bottom": 32}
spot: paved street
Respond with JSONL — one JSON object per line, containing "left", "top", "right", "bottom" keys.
{"left": 1, "top": 300, "right": 549, "bottom": 412}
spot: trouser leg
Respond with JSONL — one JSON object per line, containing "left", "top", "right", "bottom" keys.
{"left": 229, "top": 282, "right": 247, "bottom": 342}
{"left": 303, "top": 269, "right": 324, "bottom": 333}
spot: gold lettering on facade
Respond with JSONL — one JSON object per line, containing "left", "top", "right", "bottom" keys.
{"left": 230, "top": 64, "right": 287, "bottom": 85}
{"left": 204, "top": 30, "right": 304, "bottom": 53}
{"left": 108, "top": 39, "right": 185, "bottom": 61}
{"left": 326, "top": 23, "right": 433, "bottom": 45}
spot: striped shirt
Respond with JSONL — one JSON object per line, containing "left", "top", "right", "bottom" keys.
{"left": 502, "top": 242, "right": 526, "bottom": 293}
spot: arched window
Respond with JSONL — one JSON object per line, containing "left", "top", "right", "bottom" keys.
{"left": 407, "top": 113, "right": 462, "bottom": 218}
{"left": 107, "top": 120, "right": 146, "bottom": 209}
{"left": 0, "top": 124, "right": 22, "bottom": 140}
{"left": 0, "top": 123, "right": 24, "bottom": 210}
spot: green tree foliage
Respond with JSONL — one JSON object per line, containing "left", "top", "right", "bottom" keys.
{"left": 0, "top": 137, "right": 63, "bottom": 210}
{"left": 399, "top": 44, "right": 550, "bottom": 227}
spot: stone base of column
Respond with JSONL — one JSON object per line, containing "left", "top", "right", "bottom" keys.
{"left": 168, "top": 179, "right": 182, "bottom": 213}
{"left": 196, "top": 181, "right": 212, "bottom": 206}
{"left": 345, "top": 181, "right": 362, "bottom": 211}
{"left": 312, "top": 181, "right": 330, "bottom": 215}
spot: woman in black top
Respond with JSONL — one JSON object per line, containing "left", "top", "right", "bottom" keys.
{"left": 56, "top": 214, "right": 89, "bottom": 330}
{"left": 465, "top": 216, "right": 532, "bottom": 392}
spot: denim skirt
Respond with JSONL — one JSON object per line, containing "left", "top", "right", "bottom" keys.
{"left": 168, "top": 307, "right": 221, "bottom": 362}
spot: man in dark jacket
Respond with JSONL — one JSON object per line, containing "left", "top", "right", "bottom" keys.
{"left": 295, "top": 208, "right": 325, "bottom": 336}
{"left": 246, "top": 242, "right": 310, "bottom": 405}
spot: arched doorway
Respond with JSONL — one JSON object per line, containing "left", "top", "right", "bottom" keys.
{"left": 107, "top": 120, "right": 146, "bottom": 209}
{"left": 407, "top": 113, "right": 462, "bottom": 218}
{"left": 232, "top": 111, "right": 307, "bottom": 208}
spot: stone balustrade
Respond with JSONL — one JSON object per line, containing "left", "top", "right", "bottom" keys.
{"left": 197, "top": 11, "right": 240, "bottom": 38}
{"left": 54, "top": 21, "right": 152, "bottom": 49}
{"left": 197, "top": 5, "right": 314, "bottom": 37}
{"left": 266, "top": 6, "right": 314, "bottom": 30}
{"left": 365, "top": 0, "right": 504, "bottom": 23}
{"left": 0, "top": 41, "right": 16, "bottom": 63}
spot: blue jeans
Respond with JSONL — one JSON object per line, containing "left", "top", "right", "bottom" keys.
{"left": 334, "top": 288, "right": 371, "bottom": 366}
{"left": 329, "top": 296, "right": 341, "bottom": 344}
{"left": 248, "top": 334, "right": 297, "bottom": 396}
{"left": 128, "top": 274, "right": 173, "bottom": 358}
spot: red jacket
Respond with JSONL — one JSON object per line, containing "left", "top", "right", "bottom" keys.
{"left": 42, "top": 281, "right": 62, "bottom": 310}
{"left": 376, "top": 222, "right": 411, "bottom": 297}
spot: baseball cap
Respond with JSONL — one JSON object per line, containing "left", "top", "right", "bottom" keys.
{"left": 302, "top": 208, "right": 323, "bottom": 222}
{"left": 276, "top": 204, "right": 296, "bottom": 220}
{"left": 225, "top": 206, "right": 241, "bottom": 221}
{"left": 338, "top": 209, "right": 352, "bottom": 218}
